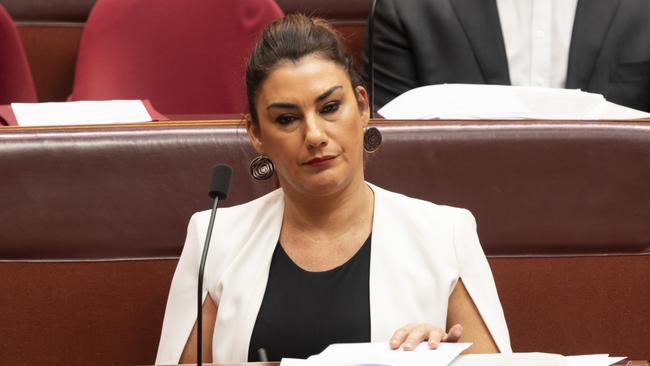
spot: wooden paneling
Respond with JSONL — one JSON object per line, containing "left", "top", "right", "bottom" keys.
{"left": 332, "top": 21, "right": 367, "bottom": 72}
{"left": 18, "top": 23, "right": 83, "bottom": 102}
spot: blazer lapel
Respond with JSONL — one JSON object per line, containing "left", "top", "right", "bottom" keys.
{"left": 368, "top": 184, "right": 400, "bottom": 341}
{"left": 566, "top": 0, "right": 621, "bottom": 89}
{"left": 213, "top": 191, "right": 284, "bottom": 362}
{"left": 450, "top": 0, "right": 510, "bottom": 84}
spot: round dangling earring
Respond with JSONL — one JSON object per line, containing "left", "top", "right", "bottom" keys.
{"left": 249, "top": 155, "right": 275, "bottom": 181}
{"left": 363, "top": 126, "right": 382, "bottom": 153}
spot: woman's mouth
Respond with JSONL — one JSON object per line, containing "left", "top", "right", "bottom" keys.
{"left": 305, "top": 155, "right": 336, "bottom": 167}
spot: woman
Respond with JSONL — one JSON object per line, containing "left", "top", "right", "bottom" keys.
{"left": 156, "top": 14, "right": 510, "bottom": 364}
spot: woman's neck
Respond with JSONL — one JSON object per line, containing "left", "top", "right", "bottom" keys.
{"left": 281, "top": 177, "right": 374, "bottom": 238}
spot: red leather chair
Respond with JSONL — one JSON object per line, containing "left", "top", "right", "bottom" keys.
{"left": 69, "top": 0, "right": 283, "bottom": 115}
{"left": 0, "top": 5, "right": 37, "bottom": 104}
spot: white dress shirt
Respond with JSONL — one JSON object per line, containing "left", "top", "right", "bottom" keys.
{"left": 497, "top": 0, "right": 578, "bottom": 88}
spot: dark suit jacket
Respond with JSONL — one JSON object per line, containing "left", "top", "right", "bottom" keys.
{"left": 365, "top": 0, "right": 650, "bottom": 112}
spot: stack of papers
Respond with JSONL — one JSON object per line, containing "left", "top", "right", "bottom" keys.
{"left": 281, "top": 342, "right": 470, "bottom": 366}
{"left": 10, "top": 100, "right": 160, "bottom": 126}
{"left": 377, "top": 84, "right": 650, "bottom": 120}
{"left": 279, "top": 342, "right": 626, "bottom": 366}
{"left": 452, "top": 353, "right": 626, "bottom": 366}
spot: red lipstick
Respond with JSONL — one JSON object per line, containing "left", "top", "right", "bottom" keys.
{"left": 305, "top": 155, "right": 336, "bottom": 167}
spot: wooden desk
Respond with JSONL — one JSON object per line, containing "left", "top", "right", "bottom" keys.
{"left": 154, "top": 361, "right": 649, "bottom": 366}
{"left": 174, "top": 361, "right": 650, "bottom": 366}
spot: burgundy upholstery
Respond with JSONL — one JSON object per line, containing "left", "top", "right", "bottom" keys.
{"left": 3, "top": 0, "right": 368, "bottom": 103}
{"left": 68, "top": 0, "right": 283, "bottom": 114}
{"left": 2, "top": 120, "right": 649, "bottom": 260}
{"left": 1, "top": 120, "right": 649, "bottom": 364}
{"left": 2, "top": 0, "right": 369, "bottom": 23}
{"left": 0, "top": 5, "right": 37, "bottom": 104}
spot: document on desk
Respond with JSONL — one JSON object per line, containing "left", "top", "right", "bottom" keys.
{"left": 280, "top": 342, "right": 627, "bottom": 366}
{"left": 565, "top": 354, "right": 626, "bottom": 366}
{"left": 377, "top": 84, "right": 650, "bottom": 120}
{"left": 280, "top": 341, "right": 471, "bottom": 366}
{"left": 450, "top": 353, "right": 626, "bottom": 366}
{"left": 11, "top": 100, "right": 154, "bottom": 126}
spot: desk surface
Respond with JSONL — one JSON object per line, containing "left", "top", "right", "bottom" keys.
{"left": 155, "top": 361, "right": 650, "bottom": 366}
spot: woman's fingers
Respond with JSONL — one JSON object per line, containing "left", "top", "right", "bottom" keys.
{"left": 402, "top": 325, "right": 430, "bottom": 350}
{"left": 426, "top": 327, "right": 446, "bottom": 349}
{"left": 391, "top": 323, "right": 464, "bottom": 351}
{"left": 391, "top": 323, "right": 450, "bottom": 350}
{"left": 441, "top": 323, "right": 463, "bottom": 343}
{"left": 390, "top": 323, "right": 414, "bottom": 349}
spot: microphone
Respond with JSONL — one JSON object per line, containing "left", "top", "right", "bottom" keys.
{"left": 208, "top": 165, "right": 233, "bottom": 200}
{"left": 197, "top": 164, "right": 233, "bottom": 366}
{"left": 368, "top": 0, "right": 378, "bottom": 118}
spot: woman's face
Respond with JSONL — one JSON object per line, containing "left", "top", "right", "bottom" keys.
{"left": 247, "top": 54, "right": 370, "bottom": 198}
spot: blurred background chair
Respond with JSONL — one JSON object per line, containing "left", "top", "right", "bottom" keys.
{"left": 68, "top": 0, "right": 283, "bottom": 115}
{"left": 0, "top": 5, "right": 37, "bottom": 104}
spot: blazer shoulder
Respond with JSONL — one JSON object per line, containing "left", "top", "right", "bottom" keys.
{"left": 372, "top": 183, "right": 473, "bottom": 223}
{"left": 186, "top": 188, "right": 283, "bottom": 257}
{"left": 190, "top": 188, "right": 283, "bottom": 226}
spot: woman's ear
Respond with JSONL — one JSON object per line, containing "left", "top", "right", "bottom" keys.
{"left": 245, "top": 115, "right": 264, "bottom": 154}
{"left": 355, "top": 85, "right": 370, "bottom": 128}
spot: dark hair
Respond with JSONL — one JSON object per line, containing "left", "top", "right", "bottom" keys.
{"left": 245, "top": 14, "right": 363, "bottom": 126}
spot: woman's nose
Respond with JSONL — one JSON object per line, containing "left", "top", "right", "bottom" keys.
{"left": 304, "top": 114, "right": 328, "bottom": 149}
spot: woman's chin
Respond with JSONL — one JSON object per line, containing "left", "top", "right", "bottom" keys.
{"left": 287, "top": 174, "right": 356, "bottom": 198}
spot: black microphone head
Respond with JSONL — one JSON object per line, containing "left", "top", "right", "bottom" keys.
{"left": 208, "top": 164, "right": 233, "bottom": 200}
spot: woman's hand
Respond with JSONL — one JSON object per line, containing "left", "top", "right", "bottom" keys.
{"left": 389, "top": 323, "right": 463, "bottom": 351}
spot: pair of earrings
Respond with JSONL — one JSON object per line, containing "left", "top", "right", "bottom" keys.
{"left": 249, "top": 127, "right": 382, "bottom": 181}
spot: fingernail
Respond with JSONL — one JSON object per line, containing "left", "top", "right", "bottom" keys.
{"left": 403, "top": 343, "right": 412, "bottom": 350}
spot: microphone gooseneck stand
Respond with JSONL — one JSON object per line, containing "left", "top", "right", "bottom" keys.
{"left": 197, "top": 165, "right": 233, "bottom": 366}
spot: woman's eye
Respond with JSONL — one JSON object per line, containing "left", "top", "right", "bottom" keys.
{"left": 276, "top": 115, "right": 297, "bottom": 125}
{"left": 321, "top": 102, "right": 340, "bottom": 114}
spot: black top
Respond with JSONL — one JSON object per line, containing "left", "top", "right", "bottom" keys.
{"left": 248, "top": 235, "right": 371, "bottom": 361}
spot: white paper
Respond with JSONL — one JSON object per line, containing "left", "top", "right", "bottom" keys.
{"left": 281, "top": 346, "right": 628, "bottom": 366}
{"left": 451, "top": 353, "right": 626, "bottom": 366}
{"left": 280, "top": 358, "right": 315, "bottom": 366}
{"left": 280, "top": 341, "right": 471, "bottom": 366}
{"left": 378, "top": 84, "right": 650, "bottom": 120}
{"left": 595, "top": 101, "right": 650, "bottom": 120}
{"left": 11, "top": 100, "right": 153, "bottom": 126}
{"left": 450, "top": 352, "right": 566, "bottom": 366}
{"left": 565, "top": 354, "right": 626, "bottom": 366}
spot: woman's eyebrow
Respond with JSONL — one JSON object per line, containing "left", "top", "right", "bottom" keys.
{"left": 266, "top": 85, "right": 343, "bottom": 110}
{"left": 315, "top": 85, "right": 343, "bottom": 103}
{"left": 267, "top": 102, "right": 297, "bottom": 110}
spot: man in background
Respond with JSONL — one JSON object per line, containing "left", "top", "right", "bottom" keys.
{"left": 364, "top": 0, "right": 650, "bottom": 112}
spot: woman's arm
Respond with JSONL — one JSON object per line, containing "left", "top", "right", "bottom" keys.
{"left": 178, "top": 296, "right": 218, "bottom": 364}
{"left": 388, "top": 279, "right": 498, "bottom": 353}
{"left": 447, "top": 279, "right": 499, "bottom": 354}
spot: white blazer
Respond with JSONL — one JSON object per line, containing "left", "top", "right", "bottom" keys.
{"left": 155, "top": 183, "right": 511, "bottom": 364}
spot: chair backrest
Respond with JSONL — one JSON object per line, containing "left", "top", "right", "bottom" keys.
{"left": 0, "top": 5, "right": 37, "bottom": 104}
{"left": 68, "top": 0, "right": 283, "bottom": 114}
{"left": 1, "top": 120, "right": 648, "bottom": 364}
